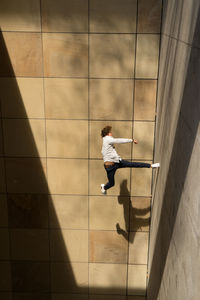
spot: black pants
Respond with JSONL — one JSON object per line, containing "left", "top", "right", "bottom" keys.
{"left": 104, "top": 160, "right": 151, "bottom": 190}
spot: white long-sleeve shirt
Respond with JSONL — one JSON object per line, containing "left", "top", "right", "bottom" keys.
{"left": 101, "top": 135, "right": 133, "bottom": 163}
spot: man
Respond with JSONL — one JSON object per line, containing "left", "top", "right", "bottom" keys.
{"left": 101, "top": 126, "right": 160, "bottom": 195}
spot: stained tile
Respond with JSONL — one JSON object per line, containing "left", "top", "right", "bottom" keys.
{"left": 51, "top": 262, "right": 88, "bottom": 293}
{"left": 50, "top": 229, "right": 88, "bottom": 262}
{"left": 8, "top": 194, "right": 48, "bottom": 228}
{"left": 0, "top": 78, "right": 44, "bottom": 119}
{"left": 90, "top": 0, "right": 137, "bottom": 33}
{"left": 46, "top": 120, "right": 88, "bottom": 158}
{"left": 3, "top": 119, "right": 46, "bottom": 157}
{"left": 128, "top": 297, "right": 146, "bottom": 300}
{"left": 134, "top": 80, "right": 157, "bottom": 121}
{"left": 0, "top": 0, "right": 41, "bottom": 32}
{"left": 0, "top": 158, "right": 6, "bottom": 193}
{"left": 43, "top": 33, "right": 88, "bottom": 77}
{"left": 89, "top": 231, "right": 128, "bottom": 263}
{"left": 131, "top": 165, "right": 152, "bottom": 197}
{"left": 89, "top": 79, "right": 134, "bottom": 120}
{"left": 89, "top": 160, "right": 131, "bottom": 196}
{"left": 6, "top": 158, "right": 48, "bottom": 194}
{"left": 0, "top": 32, "right": 43, "bottom": 77}
{"left": 89, "top": 263, "right": 127, "bottom": 295}
{"left": 129, "top": 232, "right": 149, "bottom": 264}
{"left": 132, "top": 122, "right": 154, "bottom": 160}
{"left": 138, "top": 0, "right": 162, "bottom": 33}
{"left": 0, "top": 195, "right": 8, "bottom": 227}
{"left": 49, "top": 195, "right": 88, "bottom": 229}
{"left": 0, "top": 121, "right": 3, "bottom": 156}
{"left": 0, "top": 229, "right": 10, "bottom": 259}
{"left": 10, "top": 229, "right": 49, "bottom": 261}
{"left": 52, "top": 295, "right": 87, "bottom": 300}
{"left": 128, "top": 265, "right": 147, "bottom": 296}
{"left": 136, "top": 35, "right": 160, "bottom": 79}
{"left": 0, "top": 262, "right": 12, "bottom": 291}
{"left": 45, "top": 78, "right": 88, "bottom": 119}
{"left": 0, "top": 293, "right": 12, "bottom": 300}
{"left": 12, "top": 262, "right": 50, "bottom": 292}
{"left": 13, "top": 293, "right": 50, "bottom": 300}
{"left": 129, "top": 197, "right": 151, "bottom": 232}
{"left": 90, "top": 34, "right": 135, "bottom": 78}
{"left": 48, "top": 159, "right": 88, "bottom": 195}
{"left": 89, "top": 196, "right": 129, "bottom": 231}
{"left": 42, "top": 0, "right": 88, "bottom": 32}
{"left": 89, "top": 296, "right": 126, "bottom": 300}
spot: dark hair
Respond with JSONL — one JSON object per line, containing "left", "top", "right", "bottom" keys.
{"left": 101, "top": 126, "right": 112, "bottom": 137}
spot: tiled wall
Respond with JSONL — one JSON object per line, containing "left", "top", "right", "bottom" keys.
{"left": 147, "top": 1, "right": 200, "bottom": 300}
{"left": 0, "top": 0, "right": 162, "bottom": 299}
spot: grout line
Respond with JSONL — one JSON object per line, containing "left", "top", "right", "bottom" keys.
{"left": 0, "top": 117, "right": 156, "bottom": 122}
{"left": 88, "top": 0, "right": 90, "bottom": 295}
{"left": 146, "top": 0, "right": 164, "bottom": 297}
{"left": 2, "top": 30, "right": 162, "bottom": 35}
{"left": 39, "top": 0, "right": 52, "bottom": 295}
{"left": 0, "top": 75, "right": 159, "bottom": 80}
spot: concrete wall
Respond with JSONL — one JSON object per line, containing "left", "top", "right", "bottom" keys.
{"left": 0, "top": 0, "right": 161, "bottom": 299}
{"left": 147, "top": 0, "right": 200, "bottom": 299}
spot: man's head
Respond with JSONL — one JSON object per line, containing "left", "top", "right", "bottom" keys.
{"left": 101, "top": 126, "right": 112, "bottom": 137}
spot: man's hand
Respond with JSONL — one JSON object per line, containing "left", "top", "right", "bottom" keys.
{"left": 133, "top": 139, "right": 138, "bottom": 144}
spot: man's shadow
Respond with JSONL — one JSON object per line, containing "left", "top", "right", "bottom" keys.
{"left": 116, "top": 179, "right": 150, "bottom": 243}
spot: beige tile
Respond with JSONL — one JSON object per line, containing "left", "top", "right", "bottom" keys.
{"left": 0, "top": 229, "right": 10, "bottom": 259}
{"left": 89, "top": 160, "right": 131, "bottom": 196}
{"left": 8, "top": 194, "right": 48, "bottom": 229}
{"left": 90, "top": 121, "right": 132, "bottom": 159}
{"left": 42, "top": 0, "right": 88, "bottom": 32}
{"left": 90, "top": 34, "right": 135, "bottom": 78}
{"left": 46, "top": 120, "right": 88, "bottom": 158}
{"left": 131, "top": 166, "right": 152, "bottom": 197}
{"left": 129, "top": 232, "right": 149, "bottom": 264}
{"left": 6, "top": 158, "right": 48, "bottom": 194}
{"left": 52, "top": 295, "right": 88, "bottom": 300}
{"left": 90, "top": 296, "right": 126, "bottom": 300}
{"left": 138, "top": 0, "right": 162, "bottom": 33}
{"left": 90, "top": 196, "right": 129, "bottom": 230}
{"left": 133, "top": 122, "right": 154, "bottom": 160}
{"left": 0, "top": 262, "right": 12, "bottom": 291}
{"left": 3, "top": 119, "right": 46, "bottom": 157}
{"left": 50, "top": 229, "right": 88, "bottom": 262}
{"left": 129, "top": 197, "right": 151, "bottom": 232}
{"left": 89, "top": 263, "right": 127, "bottom": 294}
{"left": 10, "top": 229, "right": 49, "bottom": 261}
{"left": 90, "top": 0, "right": 137, "bottom": 33}
{"left": 48, "top": 159, "right": 88, "bottom": 195}
{"left": 12, "top": 262, "right": 50, "bottom": 292}
{"left": 0, "top": 32, "right": 43, "bottom": 77}
{"left": 134, "top": 80, "right": 157, "bottom": 121}
{"left": 0, "top": 0, "right": 41, "bottom": 32}
{"left": 90, "top": 230, "right": 128, "bottom": 263}
{"left": 90, "top": 79, "right": 134, "bottom": 120}
{"left": 0, "top": 78, "right": 44, "bottom": 119}
{"left": 49, "top": 195, "right": 88, "bottom": 229}
{"left": 136, "top": 35, "right": 160, "bottom": 79}
{"left": 0, "top": 195, "right": 8, "bottom": 227}
{"left": 45, "top": 78, "right": 88, "bottom": 119}
{"left": 0, "top": 158, "right": 6, "bottom": 193}
{"left": 43, "top": 33, "right": 88, "bottom": 77}
{"left": 51, "top": 262, "right": 88, "bottom": 293}
{"left": 128, "top": 265, "right": 147, "bottom": 296}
